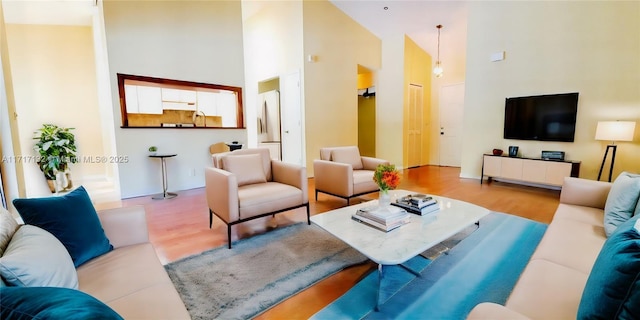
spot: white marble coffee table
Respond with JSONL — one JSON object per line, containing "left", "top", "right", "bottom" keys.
{"left": 310, "top": 190, "right": 490, "bottom": 309}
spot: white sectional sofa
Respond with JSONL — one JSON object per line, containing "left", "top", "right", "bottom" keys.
{"left": 467, "top": 176, "right": 640, "bottom": 319}
{"left": 0, "top": 204, "right": 190, "bottom": 319}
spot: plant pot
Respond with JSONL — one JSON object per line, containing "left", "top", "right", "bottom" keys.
{"left": 47, "top": 179, "right": 56, "bottom": 193}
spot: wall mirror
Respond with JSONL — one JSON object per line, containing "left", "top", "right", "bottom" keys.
{"left": 117, "top": 73, "right": 244, "bottom": 128}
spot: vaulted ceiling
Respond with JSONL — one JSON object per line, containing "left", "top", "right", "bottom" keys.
{"left": 3, "top": 0, "right": 468, "bottom": 70}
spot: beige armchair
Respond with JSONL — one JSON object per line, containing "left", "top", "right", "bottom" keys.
{"left": 206, "top": 148, "right": 309, "bottom": 248}
{"left": 313, "top": 146, "right": 389, "bottom": 205}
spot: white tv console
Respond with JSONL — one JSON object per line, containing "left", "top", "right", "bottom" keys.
{"left": 481, "top": 154, "right": 580, "bottom": 189}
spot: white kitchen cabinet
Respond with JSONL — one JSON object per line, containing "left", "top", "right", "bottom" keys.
{"left": 136, "top": 86, "right": 163, "bottom": 114}
{"left": 196, "top": 91, "right": 217, "bottom": 116}
{"left": 161, "top": 88, "right": 196, "bottom": 111}
{"left": 124, "top": 84, "right": 139, "bottom": 113}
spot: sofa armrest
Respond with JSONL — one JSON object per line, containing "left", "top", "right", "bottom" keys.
{"left": 466, "top": 302, "right": 531, "bottom": 320}
{"left": 97, "top": 205, "right": 149, "bottom": 249}
{"left": 313, "top": 160, "right": 353, "bottom": 197}
{"left": 205, "top": 167, "right": 240, "bottom": 223}
{"left": 560, "top": 177, "right": 612, "bottom": 209}
{"left": 361, "top": 156, "right": 389, "bottom": 170}
{"left": 272, "top": 161, "right": 308, "bottom": 203}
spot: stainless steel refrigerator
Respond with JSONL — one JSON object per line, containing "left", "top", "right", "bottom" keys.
{"left": 257, "top": 90, "right": 281, "bottom": 160}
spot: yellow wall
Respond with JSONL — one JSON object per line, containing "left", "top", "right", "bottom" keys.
{"left": 403, "top": 35, "right": 432, "bottom": 168}
{"left": 5, "top": 24, "right": 105, "bottom": 197}
{"left": 357, "top": 72, "right": 374, "bottom": 89}
{"left": 258, "top": 78, "right": 280, "bottom": 94}
{"left": 302, "top": 0, "right": 381, "bottom": 175}
{"left": 0, "top": 2, "right": 25, "bottom": 206}
{"left": 358, "top": 95, "right": 375, "bottom": 157}
{"left": 103, "top": 0, "right": 247, "bottom": 198}
{"left": 462, "top": 1, "right": 640, "bottom": 180}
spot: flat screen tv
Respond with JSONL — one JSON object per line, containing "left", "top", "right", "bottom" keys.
{"left": 503, "top": 92, "right": 578, "bottom": 142}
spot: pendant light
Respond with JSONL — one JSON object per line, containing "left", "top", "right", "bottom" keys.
{"left": 433, "top": 24, "right": 443, "bottom": 78}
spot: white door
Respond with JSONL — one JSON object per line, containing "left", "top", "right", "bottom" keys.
{"left": 439, "top": 83, "right": 465, "bottom": 167}
{"left": 407, "top": 84, "right": 423, "bottom": 168}
{"left": 280, "top": 71, "right": 304, "bottom": 166}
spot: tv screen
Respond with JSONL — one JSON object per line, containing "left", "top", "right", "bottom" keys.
{"left": 503, "top": 92, "right": 578, "bottom": 142}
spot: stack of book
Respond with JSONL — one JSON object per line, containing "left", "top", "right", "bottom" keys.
{"left": 391, "top": 193, "right": 440, "bottom": 216}
{"left": 351, "top": 205, "right": 411, "bottom": 232}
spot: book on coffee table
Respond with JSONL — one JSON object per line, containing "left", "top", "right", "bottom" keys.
{"left": 353, "top": 205, "right": 411, "bottom": 232}
{"left": 351, "top": 213, "right": 411, "bottom": 232}
{"left": 391, "top": 199, "right": 440, "bottom": 216}
{"left": 356, "top": 205, "right": 409, "bottom": 224}
{"left": 398, "top": 194, "right": 437, "bottom": 208}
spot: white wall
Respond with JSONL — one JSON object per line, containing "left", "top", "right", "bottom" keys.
{"left": 103, "top": 1, "right": 247, "bottom": 198}
{"left": 242, "top": 1, "right": 304, "bottom": 150}
{"left": 462, "top": 1, "right": 640, "bottom": 180}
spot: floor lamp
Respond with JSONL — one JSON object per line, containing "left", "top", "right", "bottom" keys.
{"left": 595, "top": 121, "right": 636, "bottom": 182}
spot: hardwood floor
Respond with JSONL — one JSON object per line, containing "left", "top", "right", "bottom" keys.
{"left": 95, "top": 165, "right": 560, "bottom": 319}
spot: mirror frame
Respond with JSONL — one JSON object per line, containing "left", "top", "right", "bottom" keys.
{"left": 117, "top": 73, "right": 244, "bottom": 128}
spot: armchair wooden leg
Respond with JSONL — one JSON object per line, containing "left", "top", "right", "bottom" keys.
{"left": 315, "top": 190, "right": 318, "bottom": 201}
{"left": 227, "top": 225, "right": 232, "bottom": 249}
{"left": 209, "top": 209, "right": 213, "bottom": 229}
{"left": 306, "top": 203, "right": 310, "bottom": 225}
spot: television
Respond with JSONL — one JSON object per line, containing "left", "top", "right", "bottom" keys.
{"left": 503, "top": 92, "right": 579, "bottom": 142}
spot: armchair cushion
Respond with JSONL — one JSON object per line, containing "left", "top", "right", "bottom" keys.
{"left": 330, "top": 147, "right": 363, "bottom": 170}
{"left": 222, "top": 154, "right": 267, "bottom": 187}
{"left": 603, "top": 172, "right": 640, "bottom": 237}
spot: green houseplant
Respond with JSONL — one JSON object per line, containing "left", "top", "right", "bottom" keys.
{"left": 33, "top": 124, "right": 78, "bottom": 192}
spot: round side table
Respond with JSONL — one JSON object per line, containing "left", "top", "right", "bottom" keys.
{"left": 149, "top": 153, "right": 177, "bottom": 200}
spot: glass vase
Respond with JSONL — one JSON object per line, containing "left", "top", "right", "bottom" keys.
{"left": 378, "top": 189, "right": 391, "bottom": 208}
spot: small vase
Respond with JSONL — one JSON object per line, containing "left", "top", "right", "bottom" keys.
{"left": 378, "top": 189, "right": 391, "bottom": 208}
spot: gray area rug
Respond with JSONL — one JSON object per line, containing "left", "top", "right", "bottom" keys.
{"left": 165, "top": 223, "right": 368, "bottom": 320}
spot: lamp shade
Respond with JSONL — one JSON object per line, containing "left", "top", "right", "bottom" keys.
{"left": 595, "top": 121, "right": 636, "bottom": 142}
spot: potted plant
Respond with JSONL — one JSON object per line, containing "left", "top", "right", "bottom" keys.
{"left": 33, "top": 124, "right": 78, "bottom": 193}
{"left": 148, "top": 146, "right": 158, "bottom": 155}
{"left": 373, "top": 164, "right": 401, "bottom": 207}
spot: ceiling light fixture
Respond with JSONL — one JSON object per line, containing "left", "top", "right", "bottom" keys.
{"left": 433, "top": 24, "right": 443, "bottom": 78}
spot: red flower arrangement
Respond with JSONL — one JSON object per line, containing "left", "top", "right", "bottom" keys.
{"left": 373, "top": 164, "right": 401, "bottom": 192}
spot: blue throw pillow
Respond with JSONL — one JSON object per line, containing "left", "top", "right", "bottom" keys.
{"left": 603, "top": 172, "right": 640, "bottom": 237}
{"left": 578, "top": 214, "right": 640, "bottom": 319}
{"left": 0, "top": 286, "right": 123, "bottom": 320}
{"left": 13, "top": 186, "right": 112, "bottom": 267}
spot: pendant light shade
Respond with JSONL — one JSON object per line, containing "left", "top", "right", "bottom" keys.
{"left": 433, "top": 24, "right": 443, "bottom": 78}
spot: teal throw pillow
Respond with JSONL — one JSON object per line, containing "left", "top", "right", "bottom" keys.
{"left": 0, "top": 286, "right": 123, "bottom": 320}
{"left": 577, "top": 214, "right": 640, "bottom": 319}
{"left": 13, "top": 186, "right": 112, "bottom": 267}
{"left": 0, "top": 225, "right": 78, "bottom": 289}
{"left": 603, "top": 172, "right": 640, "bottom": 237}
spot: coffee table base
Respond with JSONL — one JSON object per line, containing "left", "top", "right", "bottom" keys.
{"left": 152, "top": 192, "right": 178, "bottom": 200}
{"left": 376, "top": 263, "right": 423, "bottom": 311}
